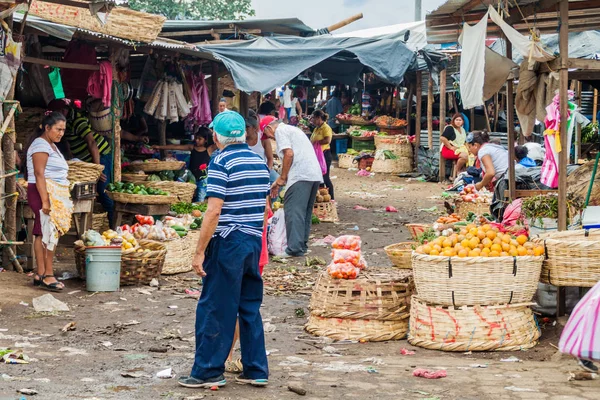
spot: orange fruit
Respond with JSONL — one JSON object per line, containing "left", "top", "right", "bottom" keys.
{"left": 430, "top": 249, "right": 440, "bottom": 256}
{"left": 501, "top": 234, "right": 512, "bottom": 244}
{"left": 492, "top": 226, "right": 500, "bottom": 232}
{"left": 501, "top": 242, "right": 511, "bottom": 252}
{"left": 433, "top": 244, "right": 442, "bottom": 253}
{"left": 516, "top": 235, "right": 528, "bottom": 246}
{"left": 469, "top": 237, "right": 480, "bottom": 248}
{"left": 481, "top": 224, "right": 491, "bottom": 232}
{"left": 481, "top": 247, "right": 491, "bottom": 256}
{"left": 477, "top": 230, "right": 487, "bottom": 241}
{"left": 450, "top": 236, "right": 459, "bottom": 246}
{"left": 442, "top": 239, "right": 452, "bottom": 248}
{"left": 458, "top": 249, "right": 468, "bottom": 258}
{"left": 524, "top": 242, "right": 534, "bottom": 249}
{"left": 517, "top": 246, "right": 528, "bottom": 256}
{"left": 466, "top": 223, "right": 476, "bottom": 231}
{"left": 534, "top": 246, "right": 545, "bottom": 256}
{"left": 470, "top": 248, "right": 481, "bottom": 256}
{"left": 461, "top": 239, "right": 471, "bottom": 249}
{"left": 501, "top": 251, "right": 509, "bottom": 257}
{"left": 443, "top": 248, "right": 456, "bottom": 257}
{"left": 489, "top": 250, "right": 500, "bottom": 257}
{"left": 457, "top": 234, "right": 466, "bottom": 242}
{"left": 490, "top": 243, "right": 502, "bottom": 253}
{"left": 509, "top": 247, "right": 519, "bottom": 257}
{"left": 486, "top": 230, "right": 497, "bottom": 241}
{"left": 465, "top": 233, "right": 474, "bottom": 240}
{"left": 422, "top": 245, "right": 432, "bottom": 254}
{"left": 510, "top": 239, "right": 519, "bottom": 247}
{"left": 459, "top": 229, "right": 468, "bottom": 236}
{"left": 469, "top": 228, "right": 479, "bottom": 236}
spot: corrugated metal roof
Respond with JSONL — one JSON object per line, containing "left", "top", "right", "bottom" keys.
{"left": 162, "top": 17, "right": 314, "bottom": 36}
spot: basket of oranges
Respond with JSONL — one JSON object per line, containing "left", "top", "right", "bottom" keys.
{"left": 411, "top": 223, "right": 544, "bottom": 307}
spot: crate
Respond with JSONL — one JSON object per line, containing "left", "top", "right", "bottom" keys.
{"left": 351, "top": 138, "right": 375, "bottom": 151}
{"left": 358, "top": 157, "right": 374, "bottom": 170}
{"left": 334, "top": 138, "right": 349, "bottom": 155}
{"left": 71, "top": 182, "right": 97, "bottom": 200}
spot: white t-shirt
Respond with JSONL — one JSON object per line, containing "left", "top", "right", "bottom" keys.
{"left": 249, "top": 129, "right": 267, "bottom": 161}
{"left": 27, "top": 137, "right": 69, "bottom": 185}
{"left": 275, "top": 123, "right": 323, "bottom": 189}
{"left": 290, "top": 98, "right": 299, "bottom": 117}
{"left": 283, "top": 86, "right": 293, "bottom": 108}
{"left": 478, "top": 143, "right": 509, "bottom": 179}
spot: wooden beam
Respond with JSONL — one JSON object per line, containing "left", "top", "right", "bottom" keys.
{"left": 506, "top": 38, "right": 516, "bottom": 201}
{"left": 327, "top": 13, "right": 363, "bottom": 33}
{"left": 23, "top": 56, "right": 99, "bottom": 71}
{"left": 504, "top": 189, "right": 558, "bottom": 198}
{"left": 567, "top": 70, "right": 600, "bottom": 81}
{"left": 558, "top": 0, "right": 569, "bottom": 232}
{"left": 161, "top": 28, "right": 262, "bottom": 38}
{"left": 438, "top": 69, "right": 447, "bottom": 183}
{"left": 415, "top": 71, "right": 422, "bottom": 169}
{"left": 211, "top": 62, "right": 219, "bottom": 116}
{"left": 594, "top": 89, "right": 598, "bottom": 124}
{"left": 239, "top": 92, "right": 249, "bottom": 118}
{"left": 575, "top": 80, "right": 582, "bottom": 162}
{"left": 406, "top": 85, "right": 413, "bottom": 137}
{"left": 37, "top": 0, "right": 94, "bottom": 8}
{"left": 427, "top": 75, "right": 433, "bottom": 149}
{"left": 505, "top": 0, "right": 562, "bottom": 25}
{"left": 110, "top": 47, "right": 121, "bottom": 184}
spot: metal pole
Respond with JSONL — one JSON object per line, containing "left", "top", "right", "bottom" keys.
{"left": 415, "top": 0, "right": 422, "bottom": 21}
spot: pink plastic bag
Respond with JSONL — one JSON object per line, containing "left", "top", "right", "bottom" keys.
{"left": 313, "top": 142, "right": 327, "bottom": 175}
{"left": 559, "top": 281, "right": 600, "bottom": 361}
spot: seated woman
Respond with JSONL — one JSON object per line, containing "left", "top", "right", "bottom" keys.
{"left": 466, "top": 131, "right": 509, "bottom": 191}
{"left": 515, "top": 145, "right": 536, "bottom": 170}
{"left": 440, "top": 114, "right": 469, "bottom": 179}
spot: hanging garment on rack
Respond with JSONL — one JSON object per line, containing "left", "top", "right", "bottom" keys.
{"left": 61, "top": 40, "right": 97, "bottom": 101}
{"left": 87, "top": 61, "right": 113, "bottom": 107}
{"left": 186, "top": 71, "right": 212, "bottom": 126}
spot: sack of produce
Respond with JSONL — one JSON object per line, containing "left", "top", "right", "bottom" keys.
{"left": 331, "top": 249, "right": 367, "bottom": 269}
{"left": 332, "top": 235, "right": 361, "bottom": 251}
{"left": 326, "top": 262, "right": 359, "bottom": 279}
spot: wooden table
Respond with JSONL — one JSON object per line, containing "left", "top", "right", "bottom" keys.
{"left": 17, "top": 199, "right": 94, "bottom": 271}
{"left": 113, "top": 202, "right": 171, "bottom": 227}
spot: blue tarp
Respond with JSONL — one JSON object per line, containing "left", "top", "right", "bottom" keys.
{"left": 197, "top": 35, "right": 417, "bottom": 94}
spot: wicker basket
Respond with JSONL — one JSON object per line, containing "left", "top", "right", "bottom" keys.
{"left": 408, "top": 296, "right": 540, "bottom": 352}
{"left": 337, "top": 117, "right": 372, "bottom": 126}
{"left": 376, "top": 126, "right": 406, "bottom": 135}
{"left": 309, "top": 268, "right": 413, "bottom": 321}
{"left": 143, "top": 181, "right": 196, "bottom": 203}
{"left": 161, "top": 237, "right": 193, "bottom": 275}
{"left": 406, "top": 223, "right": 430, "bottom": 240}
{"left": 92, "top": 212, "right": 110, "bottom": 233}
{"left": 384, "top": 242, "right": 417, "bottom": 268}
{"left": 338, "top": 153, "right": 357, "bottom": 169}
{"left": 74, "top": 239, "right": 166, "bottom": 285}
{"left": 128, "top": 161, "right": 185, "bottom": 173}
{"left": 106, "top": 191, "right": 177, "bottom": 205}
{"left": 122, "top": 173, "right": 149, "bottom": 183}
{"left": 306, "top": 314, "right": 408, "bottom": 342}
{"left": 533, "top": 229, "right": 600, "bottom": 287}
{"left": 89, "top": 107, "right": 112, "bottom": 136}
{"left": 454, "top": 199, "right": 490, "bottom": 219}
{"left": 313, "top": 201, "right": 338, "bottom": 223}
{"left": 374, "top": 136, "right": 413, "bottom": 157}
{"left": 411, "top": 253, "right": 543, "bottom": 307}
{"left": 371, "top": 157, "right": 412, "bottom": 174}
{"left": 67, "top": 161, "right": 105, "bottom": 183}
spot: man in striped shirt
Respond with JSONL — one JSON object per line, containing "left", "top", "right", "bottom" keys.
{"left": 179, "top": 111, "right": 270, "bottom": 390}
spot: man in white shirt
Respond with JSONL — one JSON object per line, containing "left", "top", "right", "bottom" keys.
{"left": 261, "top": 117, "right": 323, "bottom": 257}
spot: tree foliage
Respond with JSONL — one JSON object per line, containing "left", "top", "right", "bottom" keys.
{"left": 128, "top": 0, "right": 255, "bottom": 20}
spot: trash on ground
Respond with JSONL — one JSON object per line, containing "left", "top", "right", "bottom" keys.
{"left": 412, "top": 368, "right": 447, "bottom": 379}
{"left": 61, "top": 322, "right": 76, "bottom": 333}
{"left": 101, "top": 341, "right": 113, "bottom": 348}
{"left": 3, "top": 351, "right": 30, "bottom": 364}
{"left": 418, "top": 206, "right": 438, "bottom": 213}
{"left": 149, "top": 278, "right": 159, "bottom": 287}
{"left": 366, "top": 366, "right": 378, "bottom": 373}
{"left": 137, "top": 289, "right": 153, "bottom": 295}
{"left": 264, "top": 322, "right": 276, "bottom": 333}
{"left": 353, "top": 205, "right": 369, "bottom": 210}
{"left": 17, "top": 388, "right": 38, "bottom": 395}
{"left": 305, "top": 256, "right": 326, "bottom": 267}
{"left": 32, "top": 294, "right": 69, "bottom": 313}
{"left": 168, "top": 305, "right": 178, "bottom": 309}
{"left": 569, "top": 372, "right": 598, "bottom": 381}
{"left": 500, "top": 356, "right": 522, "bottom": 363}
{"left": 67, "top": 290, "right": 81, "bottom": 295}
{"left": 362, "top": 357, "right": 385, "bottom": 365}
{"left": 347, "top": 225, "right": 359, "bottom": 231}
{"left": 288, "top": 384, "right": 307, "bottom": 396}
{"left": 185, "top": 289, "right": 200, "bottom": 297}
{"left": 385, "top": 206, "right": 398, "bottom": 213}
{"left": 504, "top": 386, "right": 538, "bottom": 392}
{"left": 400, "top": 348, "right": 415, "bottom": 355}
{"left": 310, "top": 235, "right": 336, "bottom": 247}
{"left": 58, "top": 271, "right": 76, "bottom": 280}
{"left": 58, "top": 347, "right": 88, "bottom": 356}
{"left": 322, "top": 346, "right": 338, "bottom": 354}
{"left": 156, "top": 368, "right": 173, "bottom": 379}
{"left": 19, "top": 301, "right": 29, "bottom": 307}
{"left": 121, "top": 371, "right": 150, "bottom": 379}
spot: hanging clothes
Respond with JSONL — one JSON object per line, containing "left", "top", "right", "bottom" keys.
{"left": 87, "top": 61, "right": 113, "bottom": 107}
{"left": 61, "top": 40, "right": 97, "bottom": 100}
{"left": 186, "top": 71, "right": 212, "bottom": 126}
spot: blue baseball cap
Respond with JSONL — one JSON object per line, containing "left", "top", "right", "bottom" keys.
{"left": 209, "top": 110, "right": 245, "bottom": 138}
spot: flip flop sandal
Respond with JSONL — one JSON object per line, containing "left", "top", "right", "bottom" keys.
{"left": 225, "top": 358, "right": 243, "bottom": 374}
{"left": 40, "top": 275, "right": 64, "bottom": 292}
{"left": 33, "top": 274, "right": 42, "bottom": 287}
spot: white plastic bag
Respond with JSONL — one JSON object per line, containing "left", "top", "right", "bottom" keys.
{"left": 268, "top": 209, "right": 287, "bottom": 256}
{"left": 559, "top": 281, "right": 600, "bottom": 361}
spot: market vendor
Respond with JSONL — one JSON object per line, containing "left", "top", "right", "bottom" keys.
{"left": 515, "top": 145, "right": 536, "bottom": 170}
{"left": 152, "top": 127, "right": 216, "bottom": 202}
{"left": 466, "top": 131, "right": 509, "bottom": 191}
{"left": 440, "top": 114, "right": 469, "bottom": 180}
{"left": 325, "top": 90, "right": 343, "bottom": 132}
{"left": 310, "top": 109, "right": 334, "bottom": 200}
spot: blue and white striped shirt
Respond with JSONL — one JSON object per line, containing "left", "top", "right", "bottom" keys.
{"left": 206, "top": 143, "right": 270, "bottom": 238}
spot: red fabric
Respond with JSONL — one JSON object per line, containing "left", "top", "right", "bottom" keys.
{"left": 412, "top": 369, "right": 447, "bottom": 379}
{"left": 259, "top": 205, "right": 273, "bottom": 274}
{"left": 260, "top": 116, "right": 277, "bottom": 132}
{"left": 27, "top": 184, "right": 43, "bottom": 236}
{"left": 441, "top": 145, "right": 460, "bottom": 160}
{"left": 61, "top": 40, "right": 97, "bottom": 101}
{"left": 87, "top": 61, "right": 113, "bottom": 107}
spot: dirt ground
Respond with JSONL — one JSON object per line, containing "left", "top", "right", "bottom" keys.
{"left": 1, "top": 165, "right": 599, "bottom": 400}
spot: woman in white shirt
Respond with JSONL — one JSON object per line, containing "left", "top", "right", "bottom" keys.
{"left": 23, "top": 112, "right": 69, "bottom": 292}
{"left": 466, "top": 131, "right": 508, "bottom": 191}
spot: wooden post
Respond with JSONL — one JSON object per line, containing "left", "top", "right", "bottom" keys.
{"left": 575, "top": 80, "right": 582, "bottom": 162}
{"left": 470, "top": 108, "right": 475, "bottom": 131}
{"left": 438, "top": 69, "right": 447, "bottom": 183}
{"left": 558, "top": 0, "right": 569, "bottom": 232}
{"left": 593, "top": 89, "right": 598, "bottom": 124}
{"left": 415, "top": 71, "right": 422, "bottom": 169}
{"left": 506, "top": 40, "right": 516, "bottom": 201}
{"left": 406, "top": 85, "right": 413, "bottom": 137}
{"left": 3, "top": 76, "right": 17, "bottom": 270}
{"left": 239, "top": 92, "right": 249, "bottom": 118}
{"left": 110, "top": 47, "right": 121, "bottom": 183}
{"left": 427, "top": 74, "right": 433, "bottom": 148}
{"left": 493, "top": 93, "right": 500, "bottom": 132}
{"left": 158, "top": 120, "right": 167, "bottom": 160}
{"left": 211, "top": 62, "right": 219, "bottom": 116}
{"left": 395, "top": 87, "right": 402, "bottom": 119}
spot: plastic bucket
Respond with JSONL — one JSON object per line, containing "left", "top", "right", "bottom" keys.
{"left": 85, "top": 247, "right": 122, "bottom": 292}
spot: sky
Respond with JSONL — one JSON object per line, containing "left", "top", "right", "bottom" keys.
{"left": 250, "top": 0, "right": 447, "bottom": 33}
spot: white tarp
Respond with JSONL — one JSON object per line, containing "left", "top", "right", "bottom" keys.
{"left": 334, "top": 21, "right": 427, "bottom": 51}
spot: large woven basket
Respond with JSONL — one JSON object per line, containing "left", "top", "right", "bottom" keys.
{"left": 309, "top": 268, "right": 413, "bottom": 321}
{"left": 143, "top": 181, "right": 196, "bottom": 203}
{"left": 371, "top": 157, "right": 412, "bottom": 174}
{"left": 313, "top": 201, "right": 338, "bottom": 223}
{"left": 408, "top": 296, "right": 540, "bottom": 352}
{"left": 306, "top": 314, "right": 408, "bottom": 342}
{"left": 106, "top": 191, "right": 177, "bottom": 205}
{"left": 376, "top": 125, "right": 406, "bottom": 135}
{"left": 406, "top": 223, "right": 430, "bottom": 240}
{"left": 92, "top": 212, "right": 109, "bottom": 233}
{"left": 74, "top": 239, "right": 166, "bottom": 285}
{"left": 454, "top": 199, "right": 490, "bottom": 219}
{"left": 122, "top": 173, "right": 149, "bottom": 183}
{"left": 128, "top": 161, "right": 185, "bottom": 172}
{"left": 374, "top": 136, "right": 413, "bottom": 157}
{"left": 89, "top": 107, "right": 112, "bottom": 136}
{"left": 67, "top": 161, "right": 105, "bottom": 183}
{"left": 338, "top": 153, "right": 357, "bottom": 169}
{"left": 161, "top": 237, "right": 192, "bottom": 275}
{"left": 533, "top": 229, "right": 600, "bottom": 287}
{"left": 384, "top": 242, "right": 416, "bottom": 268}
{"left": 411, "top": 253, "right": 543, "bottom": 307}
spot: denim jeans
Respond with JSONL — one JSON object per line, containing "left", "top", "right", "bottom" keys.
{"left": 97, "top": 153, "right": 114, "bottom": 226}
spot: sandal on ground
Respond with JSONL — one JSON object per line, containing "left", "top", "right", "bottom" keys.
{"left": 33, "top": 274, "right": 42, "bottom": 287}
{"left": 40, "top": 275, "right": 64, "bottom": 292}
{"left": 225, "top": 358, "right": 243, "bottom": 374}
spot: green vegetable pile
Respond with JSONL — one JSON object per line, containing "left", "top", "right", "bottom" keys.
{"left": 171, "top": 202, "right": 208, "bottom": 215}
{"left": 382, "top": 150, "right": 398, "bottom": 160}
{"left": 106, "top": 182, "right": 169, "bottom": 196}
{"left": 522, "top": 194, "right": 583, "bottom": 224}
{"left": 348, "top": 104, "right": 361, "bottom": 116}
{"left": 416, "top": 228, "right": 437, "bottom": 245}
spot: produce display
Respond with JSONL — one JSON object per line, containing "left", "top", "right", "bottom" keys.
{"left": 81, "top": 229, "right": 141, "bottom": 251}
{"left": 336, "top": 113, "right": 371, "bottom": 125}
{"left": 106, "top": 182, "right": 169, "bottom": 196}
{"left": 315, "top": 188, "right": 332, "bottom": 203}
{"left": 327, "top": 235, "right": 366, "bottom": 279}
{"left": 170, "top": 202, "right": 207, "bottom": 215}
{"left": 375, "top": 149, "right": 398, "bottom": 160}
{"left": 347, "top": 104, "right": 361, "bottom": 116}
{"left": 414, "top": 224, "right": 545, "bottom": 258}
{"left": 458, "top": 184, "right": 491, "bottom": 203}
{"left": 374, "top": 115, "right": 407, "bottom": 127}
{"left": 349, "top": 129, "right": 377, "bottom": 138}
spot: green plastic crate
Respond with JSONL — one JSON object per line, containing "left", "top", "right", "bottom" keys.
{"left": 351, "top": 138, "right": 375, "bottom": 151}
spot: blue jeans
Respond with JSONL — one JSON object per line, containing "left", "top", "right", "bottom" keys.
{"left": 97, "top": 153, "right": 114, "bottom": 226}
{"left": 191, "top": 231, "right": 268, "bottom": 380}
{"left": 195, "top": 178, "right": 207, "bottom": 202}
